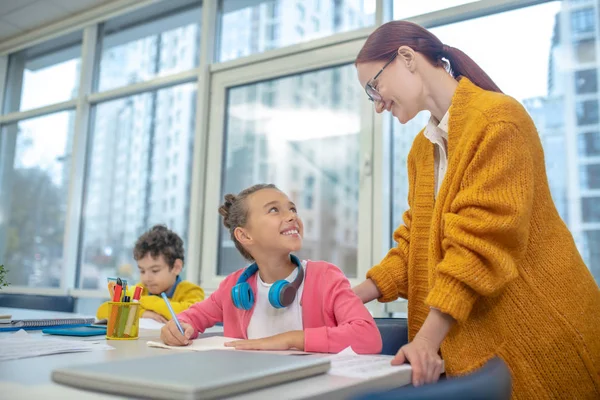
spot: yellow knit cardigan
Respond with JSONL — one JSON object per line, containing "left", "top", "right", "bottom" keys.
{"left": 368, "top": 77, "right": 600, "bottom": 399}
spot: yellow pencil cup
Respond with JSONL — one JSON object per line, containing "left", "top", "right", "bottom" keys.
{"left": 106, "top": 301, "right": 140, "bottom": 340}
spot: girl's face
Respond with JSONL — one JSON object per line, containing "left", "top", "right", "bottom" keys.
{"left": 356, "top": 51, "right": 424, "bottom": 124}
{"left": 235, "top": 188, "right": 304, "bottom": 258}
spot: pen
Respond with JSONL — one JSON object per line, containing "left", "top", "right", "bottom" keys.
{"left": 160, "top": 292, "right": 184, "bottom": 335}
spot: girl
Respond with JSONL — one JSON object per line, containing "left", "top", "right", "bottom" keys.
{"left": 353, "top": 20, "right": 600, "bottom": 398}
{"left": 161, "top": 184, "right": 382, "bottom": 354}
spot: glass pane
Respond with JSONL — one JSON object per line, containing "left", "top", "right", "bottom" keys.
{"left": 78, "top": 83, "right": 196, "bottom": 289}
{"left": 575, "top": 69, "right": 598, "bottom": 94}
{"left": 388, "top": 2, "right": 600, "bottom": 283}
{"left": 579, "top": 131, "right": 600, "bottom": 156}
{"left": 393, "top": 0, "right": 481, "bottom": 20}
{"left": 580, "top": 164, "right": 600, "bottom": 189}
{"left": 0, "top": 112, "right": 74, "bottom": 287}
{"left": 219, "top": 0, "right": 375, "bottom": 62}
{"left": 218, "top": 64, "right": 362, "bottom": 277}
{"left": 4, "top": 32, "right": 81, "bottom": 112}
{"left": 97, "top": 4, "right": 201, "bottom": 92}
{"left": 582, "top": 197, "right": 600, "bottom": 222}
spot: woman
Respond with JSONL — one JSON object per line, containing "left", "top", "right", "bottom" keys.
{"left": 354, "top": 20, "right": 600, "bottom": 399}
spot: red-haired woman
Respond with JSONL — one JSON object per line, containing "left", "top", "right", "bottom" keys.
{"left": 354, "top": 20, "right": 600, "bottom": 399}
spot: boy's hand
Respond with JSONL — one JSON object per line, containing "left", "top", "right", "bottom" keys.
{"left": 142, "top": 310, "right": 168, "bottom": 323}
{"left": 160, "top": 320, "right": 195, "bottom": 346}
{"left": 224, "top": 331, "right": 305, "bottom": 351}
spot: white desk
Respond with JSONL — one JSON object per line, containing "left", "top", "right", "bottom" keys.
{"left": 0, "top": 307, "right": 411, "bottom": 399}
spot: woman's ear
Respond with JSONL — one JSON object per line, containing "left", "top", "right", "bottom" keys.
{"left": 234, "top": 227, "right": 252, "bottom": 246}
{"left": 397, "top": 46, "right": 417, "bottom": 72}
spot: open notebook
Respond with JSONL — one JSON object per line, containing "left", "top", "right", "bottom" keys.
{"left": 0, "top": 317, "right": 96, "bottom": 332}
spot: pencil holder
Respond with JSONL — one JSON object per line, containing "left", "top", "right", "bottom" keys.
{"left": 106, "top": 301, "right": 141, "bottom": 340}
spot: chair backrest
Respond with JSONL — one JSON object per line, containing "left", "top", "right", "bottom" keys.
{"left": 375, "top": 317, "right": 409, "bottom": 356}
{"left": 0, "top": 293, "right": 76, "bottom": 313}
{"left": 353, "top": 357, "right": 512, "bottom": 400}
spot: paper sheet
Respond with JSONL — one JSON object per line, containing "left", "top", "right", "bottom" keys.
{"left": 0, "top": 330, "right": 113, "bottom": 361}
{"left": 147, "top": 335, "right": 237, "bottom": 351}
{"left": 327, "top": 346, "right": 412, "bottom": 379}
{"left": 138, "top": 318, "right": 166, "bottom": 330}
{"left": 147, "top": 335, "right": 309, "bottom": 355}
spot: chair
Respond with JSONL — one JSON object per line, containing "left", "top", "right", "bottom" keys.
{"left": 375, "top": 317, "right": 409, "bottom": 356}
{"left": 0, "top": 293, "right": 76, "bottom": 313}
{"left": 352, "top": 357, "right": 512, "bottom": 400}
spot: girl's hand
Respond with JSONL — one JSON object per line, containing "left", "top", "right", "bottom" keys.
{"left": 160, "top": 320, "right": 195, "bottom": 346}
{"left": 142, "top": 310, "right": 168, "bottom": 323}
{"left": 392, "top": 336, "right": 444, "bottom": 386}
{"left": 224, "top": 331, "right": 305, "bottom": 351}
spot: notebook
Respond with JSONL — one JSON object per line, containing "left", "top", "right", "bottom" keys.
{"left": 0, "top": 317, "right": 96, "bottom": 332}
{"left": 52, "top": 350, "right": 331, "bottom": 400}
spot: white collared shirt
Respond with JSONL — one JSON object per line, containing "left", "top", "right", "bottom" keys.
{"left": 423, "top": 111, "right": 450, "bottom": 198}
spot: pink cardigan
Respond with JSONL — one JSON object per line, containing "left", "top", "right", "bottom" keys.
{"left": 178, "top": 260, "right": 382, "bottom": 354}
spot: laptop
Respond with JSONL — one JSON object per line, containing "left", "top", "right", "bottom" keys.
{"left": 52, "top": 350, "right": 331, "bottom": 399}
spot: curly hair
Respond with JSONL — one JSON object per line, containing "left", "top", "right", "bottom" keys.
{"left": 133, "top": 225, "right": 184, "bottom": 269}
{"left": 218, "top": 183, "right": 278, "bottom": 261}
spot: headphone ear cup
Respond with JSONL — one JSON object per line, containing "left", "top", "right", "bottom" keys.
{"left": 232, "top": 282, "right": 254, "bottom": 310}
{"left": 268, "top": 280, "right": 289, "bottom": 309}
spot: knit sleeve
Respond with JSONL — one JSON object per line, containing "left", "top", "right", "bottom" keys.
{"left": 425, "top": 122, "right": 533, "bottom": 322}
{"left": 366, "top": 143, "right": 417, "bottom": 302}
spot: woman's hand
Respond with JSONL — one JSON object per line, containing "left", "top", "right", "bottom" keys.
{"left": 224, "top": 331, "right": 305, "bottom": 351}
{"left": 392, "top": 335, "right": 444, "bottom": 386}
{"left": 160, "top": 320, "right": 195, "bottom": 346}
{"left": 142, "top": 310, "right": 167, "bottom": 323}
{"left": 352, "top": 279, "right": 381, "bottom": 304}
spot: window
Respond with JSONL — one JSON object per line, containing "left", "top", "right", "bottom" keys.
{"left": 576, "top": 69, "right": 598, "bottom": 94}
{"left": 571, "top": 8, "right": 595, "bottom": 34}
{"left": 393, "top": 0, "right": 482, "bottom": 20}
{"left": 575, "top": 39, "right": 596, "bottom": 63}
{"left": 217, "top": 65, "right": 362, "bottom": 277}
{"left": 580, "top": 164, "right": 600, "bottom": 190}
{"left": 97, "top": 3, "right": 201, "bottom": 91}
{"left": 0, "top": 111, "right": 74, "bottom": 288}
{"left": 4, "top": 32, "right": 81, "bottom": 112}
{"left": 218, "top": 0, "right": 374, "bottom": 62}
{"left": 78, "top": 83, "right": 196, "bottom": 289}
{"left": 579, "top": 132, "right": 600, "bottom": 156}
{"left": 582, "top": 197, "right": 600, "bottom": 222}
{"left": 577, "top": 100, "right": 599, "bottom": 126}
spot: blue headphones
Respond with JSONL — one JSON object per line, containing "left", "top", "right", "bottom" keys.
{"left": 231, "top": 254, "right": 304, "bottom": 310}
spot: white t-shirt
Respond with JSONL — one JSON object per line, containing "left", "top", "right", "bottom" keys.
{"left": 246, "top": 263, "right": 305, "bottom": 339}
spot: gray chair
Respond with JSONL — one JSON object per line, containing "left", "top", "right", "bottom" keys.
{"left": 352, "top": 357, "right": 512, "bottom": 400}
{"left": 0, "top": 293, "right": 76, "bottom": 313}
{"left": 375, "top": 317, "right": 409, "bottom": 356}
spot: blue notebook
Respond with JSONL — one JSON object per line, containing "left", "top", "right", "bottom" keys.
{"left": 0, "top": 317, "right": 96, "bottom": 332}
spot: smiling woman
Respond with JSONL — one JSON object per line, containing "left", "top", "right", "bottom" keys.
{"left": 353, "top": 19, "right": 600, "bottom": 399}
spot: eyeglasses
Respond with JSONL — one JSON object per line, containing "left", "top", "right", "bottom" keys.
{"left": 365, "top": 52, "right": 398, "bottom": 103}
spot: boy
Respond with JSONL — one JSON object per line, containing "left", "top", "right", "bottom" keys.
{"left": 97, "top": 225, "right": 204, "bottom": 322}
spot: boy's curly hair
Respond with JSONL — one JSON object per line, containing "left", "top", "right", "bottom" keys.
{"left": 133, "top": 225, "right": 184, "bottom": 269}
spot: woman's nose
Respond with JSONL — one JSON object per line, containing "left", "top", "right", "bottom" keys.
{"left": 375, "top": 101, "right": 385, "bottom": 114}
